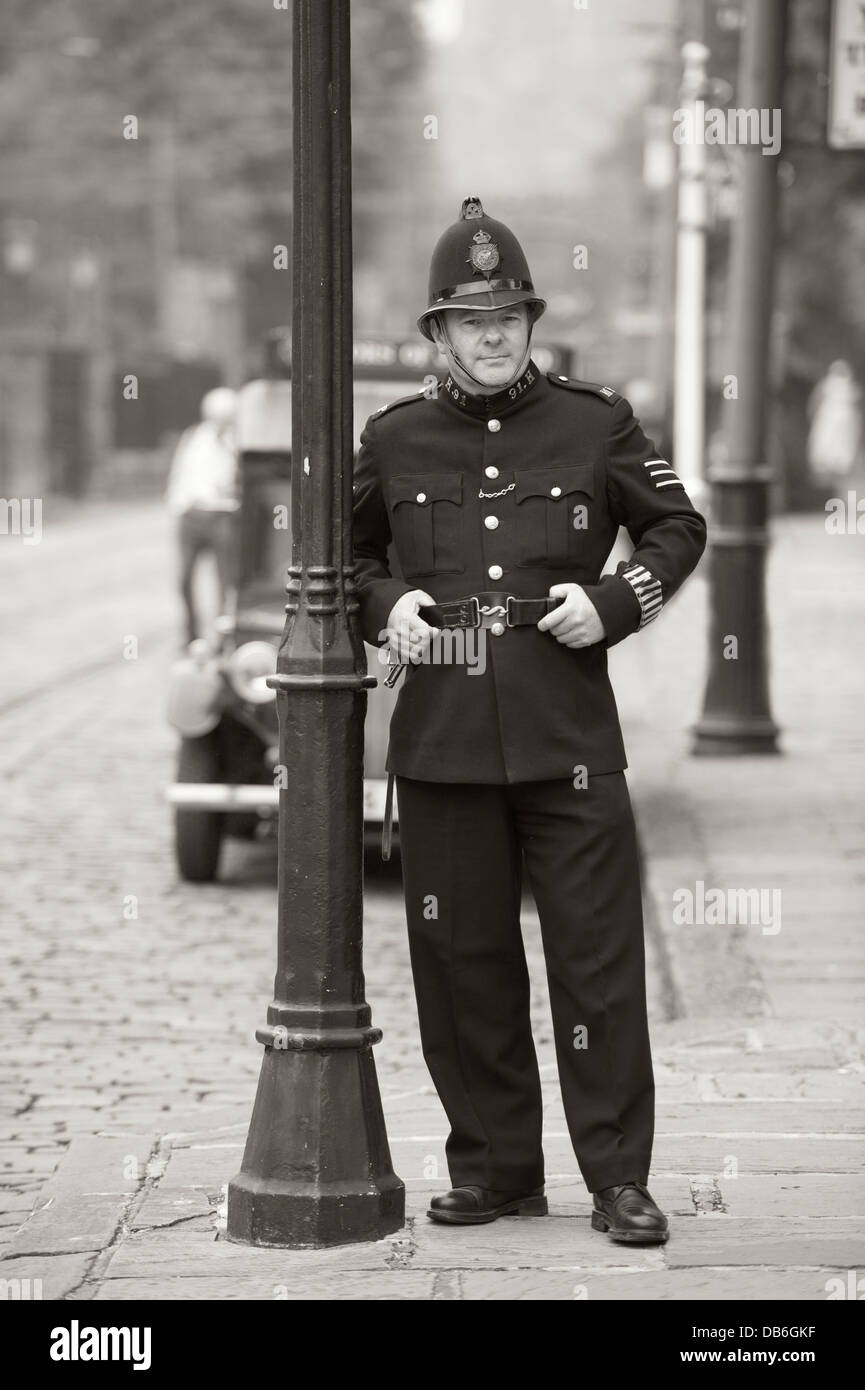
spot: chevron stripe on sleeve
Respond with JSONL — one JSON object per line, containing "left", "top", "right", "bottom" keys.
{"left": 642, "top": 459, "right": 684, "bottom": 490}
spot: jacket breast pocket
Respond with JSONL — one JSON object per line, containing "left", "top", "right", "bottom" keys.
{"left": 514, "top": 463, "right": 595, "bottom": 567}
{"left": 388, "top": 473, "right": 465, "bottom": 578}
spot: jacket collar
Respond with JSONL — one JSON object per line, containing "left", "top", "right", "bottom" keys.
{"left": 439, "top": 361, "right": 541, "bottom": 418}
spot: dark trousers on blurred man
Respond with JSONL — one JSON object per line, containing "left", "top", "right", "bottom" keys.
{"left": 178, "top": 507, "right": 237, "bottom": 643}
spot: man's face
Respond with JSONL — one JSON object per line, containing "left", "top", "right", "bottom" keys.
{"left": 437, "top": 304, "right": 530, "bottom": 388}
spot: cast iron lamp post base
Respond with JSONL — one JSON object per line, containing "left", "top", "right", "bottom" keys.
{"left": 227, "top": 1039, "right": 404, "bottom": 1248}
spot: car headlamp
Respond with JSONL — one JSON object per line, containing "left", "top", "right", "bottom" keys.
{"left": 226, "top": 641, "right": 278, "bottom": 704}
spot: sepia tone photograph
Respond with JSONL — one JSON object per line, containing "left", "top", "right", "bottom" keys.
{"left": 0, "top": 0, "right": 863, "bottom": 1342}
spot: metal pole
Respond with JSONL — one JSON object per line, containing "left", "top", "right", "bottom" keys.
{"left": 692, "top": 0, "right": 787, "bottom": 756}
{"left": 673, "top": 41, "right": 709, "bottom": 509}
{"left": 227, "top": 0, "right": 405, "bottom": 1247}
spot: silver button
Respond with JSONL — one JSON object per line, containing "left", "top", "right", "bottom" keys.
{"left": 550, "top": 486, "right": 562, "bottom": 498}
{"left": 416, "top": 491, "right": 426, "bottom": 503}
{"left": 484, "top": 515, "right": 499, "bottom": 531}
{"left": 490, "top": 621, "right": 505, "bottom": 637}
{"left": 487, "top": 418, "right": 501, "bottom": 432}
{"left": 488, "top": 564, "right": 503, "bottom": 580}
{"left": 485, "top": 465, "right": 499, "bottom": 479}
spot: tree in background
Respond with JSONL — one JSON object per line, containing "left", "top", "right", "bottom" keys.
{"left": 0, "top": 0, "right": 421, "bottom": 368}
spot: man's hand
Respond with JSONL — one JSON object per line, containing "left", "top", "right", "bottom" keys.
{"left": 383, "top": 590, "right": 439, "bottom": 664}
{"left": 537, "top": 583, "right": 606, "bottom": 648}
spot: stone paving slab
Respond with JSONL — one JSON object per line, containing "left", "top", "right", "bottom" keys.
{"left": 88, "top": 1272, "right": 441, "bottom": 1300}
{"left": 717, "top": 1175, "right": 865, "bottom": 1218}
{"left": 33, "top": 1136, "right": 151, "bottom": 1198}
{"left": 101, "top": 1224, "right": 413, "bottom": 1281}
{"left": 0, "top": 1253, "right": 92, "bottom": 1301}
{"left": 650, "top": 1136, "right": 864, "bottom": 1174}
{"left": 129, "top": 1187, "right": 214, "bottom": 1231}
{"left": 664, "top": 1218, "right": 865, "bottom": 1269}
{"left": 656, "top": 1052, "right": 860, "bottom": 1074}
{"left": 4, "top": 1135, "right": 162, "bottom": 1262}
{"left": 651, "top": 1018, "right": 860, "bottom": 1053}
{"left": 653, "top": 1103, "right": 865, "bottom": 1133}
{"left": 7, "top": 1195, "right": 132, "bottom": 1258}
{"left": 0, "top": 1185, "right": 32, "bottom": 1213}
{"left": 157, "top": 1144, "right": 244, "bottom": 1199}
{"left": 100, "top": 1212, "right": 670, "bottom": 1280}
{"left": 768, "top": 987, "right": 862, "bottom": 1023}
{"left": 386, "top": 1132, "right": 865, "bottom": 1175}
{"left": 85, "top": 1266, "right": 849, "bottom": 1301}
{"left": 710, "top": 1073, "right": 865, "bottom": 1101}
{"left": 456, "top": 1268, "right": 847, "bottom": 1300}
{"left": 406, "top": 1216, "right": 668, "bottom": 1272}
{"left": 376, "top": 1099, "right": 865, "bottom": 1135}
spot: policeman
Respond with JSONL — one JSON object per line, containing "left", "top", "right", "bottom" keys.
{"left": 352, "top": 197, "right": 707, "bottom": 1243}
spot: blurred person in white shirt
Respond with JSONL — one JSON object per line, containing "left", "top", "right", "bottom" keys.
{"left": 807, "top": 360, "right": 863, "bottom": 489}
{"left": 165, "top": 387, "right": 239, "bottom": 643}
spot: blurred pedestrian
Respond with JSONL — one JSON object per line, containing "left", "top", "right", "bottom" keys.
{"left": 806, "top": 360, "right": 863, "bottom": 489}
{"left": 165, "top": 387, "right": 240, "bottom": 643}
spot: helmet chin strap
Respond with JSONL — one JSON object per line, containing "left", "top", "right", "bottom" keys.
{"left": 436, "top": 314, "right": 533, "bottom": 393}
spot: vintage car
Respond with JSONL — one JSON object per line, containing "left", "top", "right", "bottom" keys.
{"left": 165, "top": 330, "right": 573, "bottom": 881}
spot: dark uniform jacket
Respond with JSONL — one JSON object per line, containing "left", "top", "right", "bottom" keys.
{"left": 352, "top": 361, "right": 707, "bottom": 783}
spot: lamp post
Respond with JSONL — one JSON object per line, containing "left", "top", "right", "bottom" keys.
{"left": 692, "top": 0, "right": 787, "bottom": 756}
{"left": 226, "top": 0, "right": 405, "bottom": 1247}
{"left": 673, "top": 41, "right": 710, "bottom": 510}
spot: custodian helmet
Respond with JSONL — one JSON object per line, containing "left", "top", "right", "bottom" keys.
{"left": 417, "top": 196, "right": 547, "bottom": 342}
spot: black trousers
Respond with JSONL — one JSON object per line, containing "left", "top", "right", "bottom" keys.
{"left": 395, "top": 772, "right": 654, "bottom": 1195}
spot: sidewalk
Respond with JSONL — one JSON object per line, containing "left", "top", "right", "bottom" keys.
{"left": 2, "top": 513, "right": 863, "bottom": 1300}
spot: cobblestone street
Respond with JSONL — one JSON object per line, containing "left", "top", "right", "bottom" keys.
{"left": 0, "top": 501, "right": 417, "bottom": 1206}
{"left": 0, "top": 501, "right": 863, "bottom": 1300}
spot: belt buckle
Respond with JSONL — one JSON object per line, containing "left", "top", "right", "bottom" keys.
{"left": 505, "top": 595, "right": 517, "bottom": 628}
{"left": 477, "top": 597, "right": 511, "bottom": 631}
{"left": 466, "top": 596, "right": 481, "bottom": 629}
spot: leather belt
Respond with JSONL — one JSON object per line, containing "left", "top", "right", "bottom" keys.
{"left": 380, "top": 591, "right": 564, "bottom": 860}
{"left": 419, "top": 591, "right": 564, "bottom": 630}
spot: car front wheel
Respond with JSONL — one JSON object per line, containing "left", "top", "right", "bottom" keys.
{"left": 174, "top": 732, "right": 224, "bottom": 882}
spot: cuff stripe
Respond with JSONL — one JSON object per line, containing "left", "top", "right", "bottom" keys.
{"left": 622, "top": 563, "right": 663, "bottom": 628}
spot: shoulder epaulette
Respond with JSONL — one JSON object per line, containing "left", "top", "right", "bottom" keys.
{"left": 371, "top": 388, "right": 429, "bottom": 420}
{"left": 547, "top": 373, "right": 622, "bottom": 406}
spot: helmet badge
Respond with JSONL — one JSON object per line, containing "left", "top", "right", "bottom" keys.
{"left": 468, "top": 228, "right": 501, "bottom": 276}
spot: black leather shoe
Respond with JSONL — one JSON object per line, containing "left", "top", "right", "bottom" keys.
{"left": 591, "top": 1181, "right": 669, "bottom": 1244}
{"left": 428, "top": 1184, "right": 547, "bottom": 1225}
